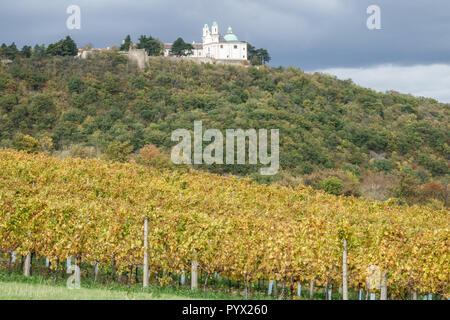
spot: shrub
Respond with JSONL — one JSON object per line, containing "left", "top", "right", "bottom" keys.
{"left": 419, "top": 182, "right": 447, "bottom": 204}
{"left": 13, "top": 134, "right": 40, "bottom": 153}
{"left": 373, "top": 159, "right": 395, "bottom": 173}
{"left": 0, "top": 94, "right": 19, "bottom": 112}
{"left": 27, "top": 72, "right": 48, "bottom": 91}
{"left": 139, "top": 144, "right": 161, "bottom": 163}
{"left": 68, "top": 76, "right": 84, "bottom": 94}
{"left": 104, "top": 141, "right": 133, "bottom": 162}
{"left": 318, "top": 177, "right": 343, "bottom": 195}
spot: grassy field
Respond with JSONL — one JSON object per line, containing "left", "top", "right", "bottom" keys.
{"left": 0, "top": 281, "right": 192, "bottom": 300}
{"left": 0, "top": 270, "right": 272, "bottom": 300}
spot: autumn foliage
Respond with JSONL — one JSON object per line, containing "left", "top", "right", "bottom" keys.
{"left": 0, "top": 149, "right": 448, "bottom": 298}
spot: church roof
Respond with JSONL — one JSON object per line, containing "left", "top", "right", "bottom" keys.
{"left": 164, "top": 43, "right": 203, "bottom": 49}
{"left": 224, "top": 34, "right": 239, "bottom": 42}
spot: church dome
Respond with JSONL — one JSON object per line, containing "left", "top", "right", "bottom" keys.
{"left": 224, "top": 27, "right": 239, "bottom": 42}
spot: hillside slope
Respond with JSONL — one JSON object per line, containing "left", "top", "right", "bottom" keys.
{"left": 0, "top": 52, "right": 448, "bottom": 203}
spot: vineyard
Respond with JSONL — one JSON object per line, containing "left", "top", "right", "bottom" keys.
{"left": 0, "top": 149, "right": 448, "bottom": 299}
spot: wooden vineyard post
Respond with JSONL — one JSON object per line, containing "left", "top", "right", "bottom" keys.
{"left": 75, "top": 255, "right": 81, "bottom": 285}
{"left": 244, "top": 276, "right": 248, "bottom": 299}
{"left": 54, "top": 257, "right": 59, "bottom": 283}
{"left": 380, "top": 272, "right": 388, "bottom": 300}
{"left": 309, "top": 279, "right": 315, "bottom": 299}
{"left": 342, "top": 239, "right": 348, "bottom": 300}
{"left": 94, "top": 262, "right": 99, "bottom": 282}
{"left": 273, "top": 280, "right": 278, "bottom": 299}
{"left": 8, "top": 251, "right": 14, "bottom": 274}
{"left": 191, "top": 250, "right": 198, "bottom": 290}
{"left": 268, "top": 280, "right": 274, "bottom": 296}
{"left": 143, "top": 217, "right": 149, "bottom": 288}
{"left": 23, "top": 253, "right": 31, "bottom": 277}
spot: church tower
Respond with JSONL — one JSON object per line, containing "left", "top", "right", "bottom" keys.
{"left": 203, "top": 24, "right": 210, "bottom": 37}
{"left": 211, "top": 21, "right": 220, "bottom": 43}
{"left": 202, "top": 24, "right": 210, "bottom": 44}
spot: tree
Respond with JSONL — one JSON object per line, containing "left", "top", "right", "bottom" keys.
{"left": 32, "top": 44, "right": 47, "bottom": 58}
{"left": 47, "top": 36, "right": 78, "bottom": 56}
{"left": 257, "top": 48, "right": 271, "bottom": 65}
{"left": 391, "top": 169, "right": 420, "bottom": 203}
{"left": 319, "top": 177, "right": 343, "bottom": 195}
{"left": 21, "top": 45, "right": 32, "bottom": 58}
{"left": 246, "top": 42, "right": 271, "bottom": 65}
{"left": 251, "top": 55, "right": 261, "bottom": 66}
{"left": 27, "top": 72, "right": 48, "bottom": 91}
{"left": 120, "top": 35, "right": 132, "bottom": 51}
{"left": 137, "top": 35, "right": 163, "bottom": 56}
{"left": 169, "top": 38, "right": 193, "bottom": 57}
{"left": 247, "top": 43, "right": 258, "bottom": 62}
{"left": 13, "top": 134, "right": 40, "bottom": 153}
{"left": 0, "top": 43, "right": 7, "bottom": 58}
{"left": 63, "top": 36, "right": 78, "bottom": 56}
{"left": 6, "top": 43, "right": 19, "bottom": 60}
{"left": 68, "top": 76, "right": 84, "bottom": 94}
{"left": 104, "top": 141, "right": 133, "bottom": 162}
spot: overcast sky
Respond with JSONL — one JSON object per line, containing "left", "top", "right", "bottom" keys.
{"left": 1, "top": 0, "right": 450, "bottom": 102}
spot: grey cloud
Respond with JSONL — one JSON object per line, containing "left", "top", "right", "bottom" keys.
{"left": 317, "top": 64, "right": 450, "bottom": 103}
{"left": 1, "top": 1, "right": 449, "bottom": 71}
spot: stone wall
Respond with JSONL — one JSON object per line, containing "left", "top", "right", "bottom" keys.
{"left": 126, "top": 49, "right": 149, "bottom": 69}
{"left": 80, "top": 48, "right": 248, "bottom": 69}
{"left": 156, "top": 55, "right": 248, "bottom": 66}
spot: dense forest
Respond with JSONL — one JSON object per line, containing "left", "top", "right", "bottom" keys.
{"left": 0, "top": 51, "right": 448, "bottom": 205}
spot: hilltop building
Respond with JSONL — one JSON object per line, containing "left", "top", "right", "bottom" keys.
{"left": 77, "top": 21, "right": 249, "bottom": 69}
{"left": 164, "top": 22, "right": 248, "bottom": 62}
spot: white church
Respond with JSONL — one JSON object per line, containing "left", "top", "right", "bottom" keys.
{"left": 164, "top": 22, "right": 248, "bottom": 62}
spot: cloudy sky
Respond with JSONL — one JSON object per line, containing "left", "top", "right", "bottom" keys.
{"left": 1, "top": 0, "right": 450, "bottom": 102}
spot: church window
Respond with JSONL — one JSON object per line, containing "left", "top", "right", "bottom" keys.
{"left": 234, "top": 45, "right": 238, "bottom": 49}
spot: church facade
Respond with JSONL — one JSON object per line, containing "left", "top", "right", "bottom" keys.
{"left": 164, "top": 22, "right": 248, "bottom": 62}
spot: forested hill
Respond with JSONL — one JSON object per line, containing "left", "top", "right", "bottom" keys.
{"left": 0, "top": 52, "right": 448, "bottom": 204}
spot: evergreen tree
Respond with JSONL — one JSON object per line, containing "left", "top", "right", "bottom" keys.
{"left": 247, "top": 42, "right": 271, "bottom": 65}
{"left": 47, "top": 36, "right": 78, "bottom": 56}
{"left": 32, "top": 44, "right": 47, "bottom": 58}
{"left": 63, "top": 36, "right": 78, "bottom": 56}
{"left": 169, "top": 37, "right": 193, "bottom": 57}
{"left": 256, "top": 48, "right": 271, "bottom": 65}
{"left": 120, "top": 35, "right": 132, "bottom": 51}
{"left": 247, "top": 43, "right": 257, "bottom": 62}
{"left": 0, "top": 43, "right": 7, "bottom": 58}
{"left": 6, "top": 42, "right": 19, "bottom": 60}
{"left": 21, "top": 45, "right": 32, "bottom": 58}
{"left": 137, "top": 35, "right": 163, "bottom": 56}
